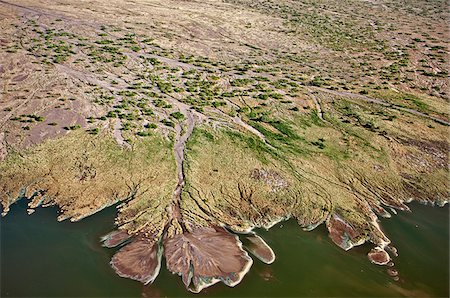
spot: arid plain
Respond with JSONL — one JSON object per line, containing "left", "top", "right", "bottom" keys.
{"left": 0, "top": 0, "right": 448, "bottom": 293}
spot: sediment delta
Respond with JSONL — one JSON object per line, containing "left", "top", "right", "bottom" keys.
{"left": 0, "top": 0, "right": 448, "bottom": 293}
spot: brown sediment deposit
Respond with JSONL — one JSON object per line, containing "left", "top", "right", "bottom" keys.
{"left": 243, "top": 233, "right": 276, "bottom": 264}
{"left": 326, "top": 214, "right": 365, "bottom": 251}
{"left": 105, "top": 106, "right": 257, "bottom": 292}
{"left": 387, "top": 268, "right": 399, "bottom": 277}
{"left": 111, "top": 235, "right": 161, "bottom": 284}
{"left": 386, "top": 245, "right": 398, "bottom": 257}
{"left": 107, "top": 223, "right": 256, "bottom": 292}
{"left": 101, "top": 230, "right": 131, "bottom": 248}
{"left": 368, "top": 247, "right": 391, "bottom": 265}
{"left": 164, "top": 226, "right": 253, "bottom": 293}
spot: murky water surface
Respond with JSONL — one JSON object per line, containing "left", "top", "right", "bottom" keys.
{"left": 1, "top": 201, "right": 448, "bottom": 297}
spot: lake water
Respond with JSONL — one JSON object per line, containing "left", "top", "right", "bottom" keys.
{"left": 1, "top": 200, "right": 448, "bottom": 297}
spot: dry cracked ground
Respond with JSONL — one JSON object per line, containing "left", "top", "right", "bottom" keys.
{"left": 0, "top": 0, "right": 448, "bottom": 293}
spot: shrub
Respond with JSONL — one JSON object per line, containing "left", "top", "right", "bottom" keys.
{"left": 88, "top": 128, "right": 99, "bottom": 135}
{"left": 137, "top": 130, "right": 151, "bottom": 137}
{"left": 170, "top": 112, "right": 185, "bottom": 120}
{"left": 145, "top": 123, "right": 157, "bottom": 129}
{"left": 64, "top": 124, "right": 81, "bottom": 130}
{"left": 161, "top": 119, "right": 175, "bottom": 127}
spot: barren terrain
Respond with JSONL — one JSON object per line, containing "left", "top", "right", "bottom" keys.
{"left": 0, "top": 0, "right": 448, "bottom": 293}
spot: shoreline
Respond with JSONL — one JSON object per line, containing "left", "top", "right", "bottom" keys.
{"left": 1, "top": 199, "right": 448, "bottom": 297}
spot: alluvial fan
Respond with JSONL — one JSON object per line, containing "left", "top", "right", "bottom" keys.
{"left": 0, "top": 0, "right": 448, "bottom": 293}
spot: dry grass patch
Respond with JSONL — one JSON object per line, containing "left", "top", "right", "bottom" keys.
{"left": 0, "top": 131, "right": 176, "bottom": 232}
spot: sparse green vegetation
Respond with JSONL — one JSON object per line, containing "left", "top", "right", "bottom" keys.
{"left": 170, "top": 112, "right": 185, "bottom": 121}
{"left": 1, "top": 1, "right": 449, "bottom": 294}
{"left": 161, "top": 119, "right": 175, "bottom": 127}
{"left": 64, "top": 124, "right": 81, "bottom": 130}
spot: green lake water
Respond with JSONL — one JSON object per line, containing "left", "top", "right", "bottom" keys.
{"left": 1, "top": 200, "right": 448, "bottom": 297}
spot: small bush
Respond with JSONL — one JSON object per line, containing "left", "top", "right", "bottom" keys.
{"left": 161, "top": 119, "right": 175, "bottom": 127}
{"left": 171, "top": 112, "right": 185, "bottom": 121}
{"left": 145, "top": 123, "right": 158, "bottom": 129}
